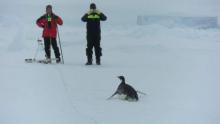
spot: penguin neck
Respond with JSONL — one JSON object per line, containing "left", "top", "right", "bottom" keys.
{"left": 121, "top": 79, "right": 126, "bottom": 84}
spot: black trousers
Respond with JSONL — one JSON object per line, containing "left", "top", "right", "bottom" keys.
{"left": 44, "top": 37, "right": 60, "bottom": 59}
{"left": 86, "top": 35, "right": 102, "bottom": 59}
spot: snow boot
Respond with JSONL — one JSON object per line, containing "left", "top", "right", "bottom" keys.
{"left": 56, "top": 57, "right": 61, "bottom": 63}
{"left": 85, "top": 57, "right": 92, "bottom": 65}
{"left": 96, "top": 57, "right": 101, "bottom": 65}
{"left": 44, "top": 57, "right": 51, "bottom": 64}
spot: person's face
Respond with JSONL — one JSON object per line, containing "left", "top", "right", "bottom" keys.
{"left": 46, "top": 7, "right": 52, "bottom": 15}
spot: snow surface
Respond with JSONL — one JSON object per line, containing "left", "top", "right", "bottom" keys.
{"left": 0, "top": 0, "right": 220, "bottom": 124}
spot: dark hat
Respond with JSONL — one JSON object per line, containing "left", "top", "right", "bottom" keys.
{"left": 46, "top": 5, "right": 52, "bottom": 9}
{"left": 90, "top": 3, "right": 96, "bottom": 9}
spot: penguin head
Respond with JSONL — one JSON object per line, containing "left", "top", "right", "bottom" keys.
{"left": 118, "top": 76, "right": 125, "bottom": 83}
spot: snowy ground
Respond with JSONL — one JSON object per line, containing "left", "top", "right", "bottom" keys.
{"left": 1, "top": 1, "right": 220, "bottom": 124}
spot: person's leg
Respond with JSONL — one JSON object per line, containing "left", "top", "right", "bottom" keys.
{"left": 51, "top": 38, "right": 61, "bottom": 63}
{"left": 86, "top": 35, "right": 94, "bottom": 65}
{"left": 94, "top": 36, "right": 102, "bottom": 65}
{"left": 44, "top": 37, "right": 51, "bottom": 59}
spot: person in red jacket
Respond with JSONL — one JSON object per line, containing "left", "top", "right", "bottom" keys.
{"left": 36, "top": 5, "right": 63, "bottom": 63}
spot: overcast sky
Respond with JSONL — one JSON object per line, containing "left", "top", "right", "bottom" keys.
{"left": 0, "top": 0, "right": 219, "bottom": 25}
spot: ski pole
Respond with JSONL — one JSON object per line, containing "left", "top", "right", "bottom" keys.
{"left": 57, "top": 27, "right": 64, "bottom": 64}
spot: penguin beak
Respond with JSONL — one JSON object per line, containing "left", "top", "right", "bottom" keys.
{"left": 117, "top": 76, "right": 122, "bottom": 80}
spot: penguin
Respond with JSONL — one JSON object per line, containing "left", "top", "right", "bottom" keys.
{"left": 108, "top": 76, "right": 139, "bottom": 101}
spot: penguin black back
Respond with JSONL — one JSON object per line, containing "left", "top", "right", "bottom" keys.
{"left": 123, "top": 83, "right": 139, "bottom": 101}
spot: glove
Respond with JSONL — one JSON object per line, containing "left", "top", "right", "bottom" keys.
{"left": 87, "top": 9, "right": 101, "bottom": 15}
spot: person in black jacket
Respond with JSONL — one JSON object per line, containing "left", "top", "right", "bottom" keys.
{"left": 81, "top": 3, "right": 107, "bottom": 65}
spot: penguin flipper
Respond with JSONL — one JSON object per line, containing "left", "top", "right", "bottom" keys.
{"left": 107, "top": 91, "right": 118, "bottom": 100}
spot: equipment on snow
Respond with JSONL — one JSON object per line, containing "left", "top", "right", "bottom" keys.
{"left": 25, "top": 58, "right": 60, "bottom": 64}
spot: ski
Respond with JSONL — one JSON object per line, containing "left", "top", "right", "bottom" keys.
{"left": 25, "top": 58, "right": 59, "bottom": 64}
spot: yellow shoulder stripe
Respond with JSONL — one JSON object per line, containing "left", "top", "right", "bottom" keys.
{"left": 88, "top": 14, "right": 100, "bottom": 19}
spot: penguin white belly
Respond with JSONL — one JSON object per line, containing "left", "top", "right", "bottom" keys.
{"left": 117, "top": 94, "right": 127, "bottom": 100}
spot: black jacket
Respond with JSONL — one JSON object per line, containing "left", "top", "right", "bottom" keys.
{"left": 81, "top": 10, "right": 107, "bottom": 36}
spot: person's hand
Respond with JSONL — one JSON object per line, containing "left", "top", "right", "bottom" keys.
{"left": 94, "top": 10, "right": 101, "bottom": 14}
{"left": 40, "top": 24, "right": 45, "bottom": 28}
{"left": 87, "top": 9, "right": 101, "bottom": 15}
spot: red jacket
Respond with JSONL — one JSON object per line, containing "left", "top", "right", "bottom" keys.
{"left": 36, "top": 13, "right": 63, "bottom": 38}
